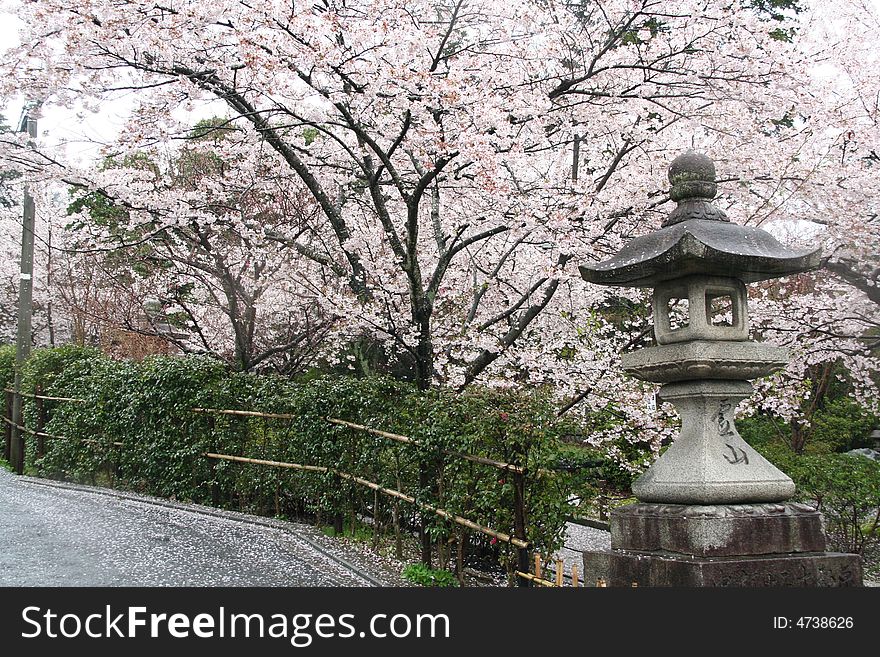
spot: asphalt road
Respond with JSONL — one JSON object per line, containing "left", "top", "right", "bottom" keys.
{"left": 0, "top": 469, "right": 381, "bottom": 586}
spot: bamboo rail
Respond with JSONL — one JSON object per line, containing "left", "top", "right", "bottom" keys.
{"left": 3, "top": 388, "right": 85, "bottom": 403}
{"left": 1, "top": 417, "right": 122, "bottom": 447}
{"left": 325, "top": 417, "right": 528, "bottom": 474}
{"left": 194, "top": 409, "right": 531, "bottom": 474}
{"left": 203, "top": 451, "right": 529, "bottom": 549}
{"left": 204, "top": 452, "right": 326, "bottom": 473}
{"left": 514, "top": 571, "right": 556, "bottom": 587}
{"left": 193, "top": 407, "right": 298, "bottom": 420}
{"left": 2, "top": 416, "right": 63, "bottom": 440}
{"left": 191, "top": 408, "right": 566, "bottom": 478}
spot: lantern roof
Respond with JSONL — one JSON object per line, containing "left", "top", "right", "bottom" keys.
{"left": 579, "top": 151, "right": 821, "bottom": 287}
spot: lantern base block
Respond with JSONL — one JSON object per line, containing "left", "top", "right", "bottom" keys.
{"left": 583, "top": 549, "right": 862, "bottom": 587}
{"left": 610, "top": 502, "right": 826, "bottom": 556}
{"left": 581, "top": 503, "right": 862, "bottom": 587}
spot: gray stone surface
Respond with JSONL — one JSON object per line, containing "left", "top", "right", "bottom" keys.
{"left": 631, "top": 380, "right": 796, "bottom": 504}
{"left": 847, "top": 448, "right": 880, "bottom": 461}
{"left": 610, "top": 503, "right": 826, "bottom": 557}
{"left": 667, "top": 151, "right": 722, "bottom": 209}
{"left": 582, "top": 550, "right": 612, "bottom": 587}
{"left": 621, "top": 340, "right": 788, "bottom": 383}
{"left": 598, "top": 549, "right": 862, "bottom": 587}
{"left": 578, "top": 219, "right": 822, "bottom": 287}
{"left": 653, "top": 276, "right": 748, "bottom": 344}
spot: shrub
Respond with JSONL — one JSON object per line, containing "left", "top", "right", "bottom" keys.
{"left": 401, "top": 563, "right": 459, "bottom": 587}
{"left": 757, "top": 444, "right": 880, "bottom": 556}
{"left": 0, "top": 344, "right": 15, "bottom": 390}
{"left": 740, "top": 398, "right": 879, "bottom": 455}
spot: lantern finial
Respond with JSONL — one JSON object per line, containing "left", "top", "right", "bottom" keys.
{"left": 665, "top": 150, "right": 728, "bottom": 226}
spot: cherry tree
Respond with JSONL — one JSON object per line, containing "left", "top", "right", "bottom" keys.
{"left": 61, "top": 121, "right": 337, "bottom": 371}
{"left": 0, "top": 0, "right": 876, "bottom": 462}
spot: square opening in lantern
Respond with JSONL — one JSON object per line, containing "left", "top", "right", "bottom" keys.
{"left": 666, "top": 297, "right": 690, "bottom": 331}
{"left": 702, "top": 278, "right": 747, "bottom": 340}
{"left": 707, "top": 293, "right": 734, "bottom": 327}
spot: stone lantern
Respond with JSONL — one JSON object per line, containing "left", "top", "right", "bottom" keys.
{"left": 578, "top": 151, "right": 862, "bottom": 586}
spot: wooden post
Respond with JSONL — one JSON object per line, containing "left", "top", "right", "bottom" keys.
{"left": 10, "top": 389, "right": 24, "bottom": 474}
{"left": 572, "top": 564, "right": 579, "bottom": 588}
{"left": 455, "top": 529, "right": 468, "bottom": 586}
{"left": 597, "top": 578, "right": 607, "bottom": 587}
{"left": 372, "top": 489, "right": 381, "bottom": 549}
{"left": 435, "top": 455, "right": 449, "bottom": 571}
{"left": 3, "top": 389, "right": 12, "bottom": 462}
{"left": 512, "top": 469, "right": 531, "bottom": 587}
{"left": 418, "top": 461, "right": 433, "bottom": 568}
{"left": 534, "top": 554, "right": 542, "bottom": 580}
{"left": 555, "top": 559, "right": 564, "bottom": 587}
{"left": 208, "top": 415, "right": 220, "bottom": 507}
{"left": 392, "top": 497, "right": 403, "bottom": 559}
{"left": 393, "top": 454, "right": 403, "bottom": 559}
{"left": 34, "top": 384, "right": 46, "bottom": 459}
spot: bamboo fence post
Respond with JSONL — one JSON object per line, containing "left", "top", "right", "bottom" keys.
{"left": 208, "top": 415, "right": 220, "bottom": 507}
{"left": 34, "top": 383, "right": 46, "bottom": 458}
{"left": 332, "top": 483, "right": 344, "bottom": 535}
{"left": 372, "top": 488, "right": 381, "bottom": 549}
{"left": 512, "top": 469, "right": 530, "bottom": 587}
{"left": 534, "top": 554, "right": 542, "bottom": 580}
{"left": 572, "top": 564, "right": 579, "bottom": 588}
{"left": 418, "top": 457, "right": 433, "bottom": 568}
{"left": 3, "top": 389, "right": 12, "bottom": 462}
{"left": 393, "top": 454, "right": 403, "bottom": 559}
{"left": 456, "top": 528, "right": 467, "bottom": 586}
{"left": 233, "top": 414, "right": 248, "bottom": 511}
{"left": 347, "top": 431, "right": 356, "bottom": 536}
{"left": 436, "top": 454, "right": 448, "bottom": 571}
{"left": 555, "top": 559, "right": 564, "bottom": 587}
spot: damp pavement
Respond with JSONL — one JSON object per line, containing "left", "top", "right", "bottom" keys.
{"left": 0, "top": 469, "right": 395, "bottom": 587}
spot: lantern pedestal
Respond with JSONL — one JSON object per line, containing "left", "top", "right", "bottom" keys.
{"left": 631, "top": 380, "right": 795, "bottom": 504}
{"left": 583, "top": 503, "right": 862, "bottom": 586}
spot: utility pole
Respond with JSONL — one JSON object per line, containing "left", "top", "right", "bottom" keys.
{"left": 10, "top": 104, "right": 38, "bottom": 475}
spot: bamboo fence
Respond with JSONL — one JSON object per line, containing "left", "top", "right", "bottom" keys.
{"left": 4, "top": 389, "right": 611, "bottom": 587}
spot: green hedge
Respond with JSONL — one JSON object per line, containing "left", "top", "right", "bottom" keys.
{"left": 739, "top": 399, "right": 879, "bottom": 455}
{"left": 0, "top": 344, "right": 14, "bottom": 390}
{"left": 11, "top": 348, "right": 616, "bottom": 580}
{"left": 757, "top": 442, "right": 880, "bottom": 558}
